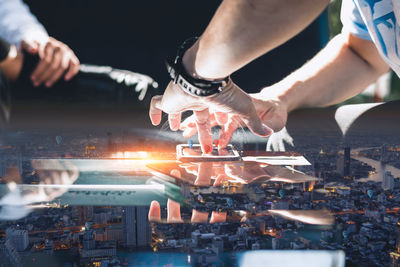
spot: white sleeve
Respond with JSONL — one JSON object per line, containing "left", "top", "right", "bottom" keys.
{"left": 341, "top": 0, "right": 372, "bottom": 41}
{"left": 0, "top": 0, "right": 48, "bottom": 46}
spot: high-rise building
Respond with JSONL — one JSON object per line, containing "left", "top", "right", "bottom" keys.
{"left": 83, "top": 230, "right": 96, "bottom": 250}
{"left": 6, "top": 228, "right": 29, "bottom": 252}
{"left": 0, "top": 239, "right": 22, "bottom": 267}
{"left": 344, "top": 147, "right": 351, "bottom": 177}
{"left": 122, "top": 206, "right": 151, "bottom": 248}
{"left": 381, "top": 144, "right": 389, "bottom": 163}
{"left": 336, "top": 147, "right": 351, "bottom": 177}
{"left": 106, "top": 225, "right": 123, "bottom": 242}
{"left": 382, "top": 171, "right": 395, "bottom": 191}
{"left": 123, "top": 206, "right": 137, "bottom": 248}
{"left": 136, "top": 206, "right": 151, "bottom": 247}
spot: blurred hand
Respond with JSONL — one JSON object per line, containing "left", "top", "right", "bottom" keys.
{"left": 28, "top": 159, "right": 79, "bottom": 202}
{"left": 180, "top": 93, "right": 288, "bottom": 149}
{"left": 149, "top": 80, "right": 272, "bottom": 153}
{"left": 21, "top": 37, "right": 80, "bottom": 87}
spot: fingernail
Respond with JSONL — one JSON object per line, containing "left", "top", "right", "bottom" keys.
{"left": 204, "top": 145, "right": 212, "bottom": 154}
{"left": 150, "top": 200, "right": 160, "bottom": 207}
{"left": 45, "top": 82, "right": 51, "bottom": 87}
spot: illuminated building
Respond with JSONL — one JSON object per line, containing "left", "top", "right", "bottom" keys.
{"left": 6, "top": 227, "right": 29, "bottom": 252}
{"left": 390, "top": 251, "right": 400, "bottom": 267}
{"left": 0, "top": 239, "right": 22, "bottom": 267}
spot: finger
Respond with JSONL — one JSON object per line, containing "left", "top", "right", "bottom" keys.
{"left": 214, "top": 112, "right": 228, "bottom": 125}
{"left": 148, "top": 201, "right": 161, "bottom": 222}
{"left": 149, "top": 95, "right": 163, "bottom": 125}
{"left": 210, "top": 211, "right": 227, "bottom": 223}
{"left": 170, "top": 169, "right": 182, "bottom": 179}
{"left": 36, "top": 47, "right": 63, "bottom": 87}
{"left": 182, "top": 127, "right": 198, "bottom": 138}
{"left": 64, "top": 55, "right": 80, "bottom": 81}
{"left": 191, "top": 209, "right": 209, "bottom": 223}
{"left": 194, "top": 109, "right": 213, "bottom": 154}
{"left": 182, "top": 113, "right": 219, "bottom": 138}
{"left": 241, "top": 109, "right": 273, "bottom": 137}
{"left": 168, "top": 113, "right": 181, "bottom": 131}
{"left": 31, "top": 44, "right": 55, "bottom": 86}
{"left": 45, "top": 66, "right": 65, "bottom": 87}
{"left": 194, "top": 163, "right": 212, "bottom": 186}
{"left": 21, "top": 39, "right": 39, "bottom": 54}
{"left": 180, "top": 114, "right": 196, "bottom": 131}
{"left": 167, "top": 199, "right": 183, "bottom": 223}
{"left": 213, "top": 174, "right": 227, "bottom": 186}
{"left": 218, "top": 116, "right": 240, "bottom": 149}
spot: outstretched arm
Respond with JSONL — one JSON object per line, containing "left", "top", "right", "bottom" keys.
{"left": 150, "top": 0, "right": 330, "bottom": 153}
{"left": 263, "top": 32, "right": 390, "bottom": 112}
{"left": 183, "top": 0, "right": 330, "bottom": 79}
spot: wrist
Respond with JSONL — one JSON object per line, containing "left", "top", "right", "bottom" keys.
{"left": 259, "top": 80, "right": 304, "bottom": 112}
{"left": 182, "top": 39, "right": 231, "bottom": 80}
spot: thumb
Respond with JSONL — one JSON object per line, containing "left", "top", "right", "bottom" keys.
{"left": 20, "top": 39, "right": 38, "bottom": 54}
{"left": 242, "top": 109, "right": 273, "bottom": 137}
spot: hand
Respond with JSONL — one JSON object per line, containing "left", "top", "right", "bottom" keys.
{"left": 21, "top": 37, "right": 80, "bottom": 87}
{"left": 180, "top": 92, "right": 288, "bottom": 149}
{"left": 149, "top": 80, "right": 272, "bottom": 153}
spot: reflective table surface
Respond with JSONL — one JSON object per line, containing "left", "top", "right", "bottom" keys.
{"left": 0, "top": 128, "right": 399, "bottom": 267}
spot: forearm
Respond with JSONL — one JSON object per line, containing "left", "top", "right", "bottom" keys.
{"left": 262, "top": 33, "right": 390, "bottom": 112}
{"left": 183, "top": 0, "right": 329, "bottom": 79}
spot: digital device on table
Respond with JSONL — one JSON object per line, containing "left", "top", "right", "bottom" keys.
{"left": 176, "top": 144, "right": 241, "bottom": 162}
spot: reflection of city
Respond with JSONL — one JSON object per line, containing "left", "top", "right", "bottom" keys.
{"left": 0, "top": 131, "right": 400, "bottom": 266}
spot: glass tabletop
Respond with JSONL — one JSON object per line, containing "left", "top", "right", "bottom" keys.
{"left": 0, "top": 128, "right": 399, "bottom": 267}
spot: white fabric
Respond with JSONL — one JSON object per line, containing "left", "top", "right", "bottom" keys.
{"left": 0, "top": 0, "right": 48, "bottom": 45}
{"left": 341, "top": 0, "right": 400, "bottom": 76}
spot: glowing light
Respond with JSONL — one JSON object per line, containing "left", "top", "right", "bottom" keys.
{"left": 308, "top": 181, "right": 315, "bottom": 192}
{"left": 111, "top": 151, "right": 150, "bottom": 159}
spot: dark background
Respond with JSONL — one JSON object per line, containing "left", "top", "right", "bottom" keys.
{"left": 24, "top": 0, "right": 329, "bottom": 94}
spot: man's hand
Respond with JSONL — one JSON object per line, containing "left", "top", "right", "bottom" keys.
{"left": 180, "top": 92, "right": 288, "bottom": 149}
{"left": 21, "top": 37, "right": 80, "bottom": 87}
{"left": 149, "top": 81, "right": 272, "bottom": 153}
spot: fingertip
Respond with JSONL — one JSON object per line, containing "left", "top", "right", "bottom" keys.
{"left": 149, "top": 201, "right": 161, "bottom": 222}
{"left": 260, "top": 124, "right": 274, "bottom": 137}
{"left": 150, "top": 115, "right": 161, "bottom": 126}
{"left": 150, "top": 200, "right": 160, "bottom": 208}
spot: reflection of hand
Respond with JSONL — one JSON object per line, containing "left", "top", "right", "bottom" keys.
{"left": 178, "top": 162, "right": 246, "bottom": 186}
{"left": 225, "top": 161, "right": 316, "bottom": 184}
{"left": 21, "top": 37, "right": 80, "bottom": 87}
{"left": 149, "top": 80, "right": 271, "bottom": 153}
{"left": 27, "top": 159, "right": 79, "bottom": 202}
{"left": 180, "top": 93, "right": 287, "bottom": 149}
{"left": 148, "top": 199, "right": 227, "bottom": 224}
{"left": 148, "top": 168, "right": 227, "bottom": 224}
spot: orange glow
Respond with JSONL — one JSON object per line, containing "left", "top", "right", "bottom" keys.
{"left": 308, "top": 181, "right": 315, "bottom": 192}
